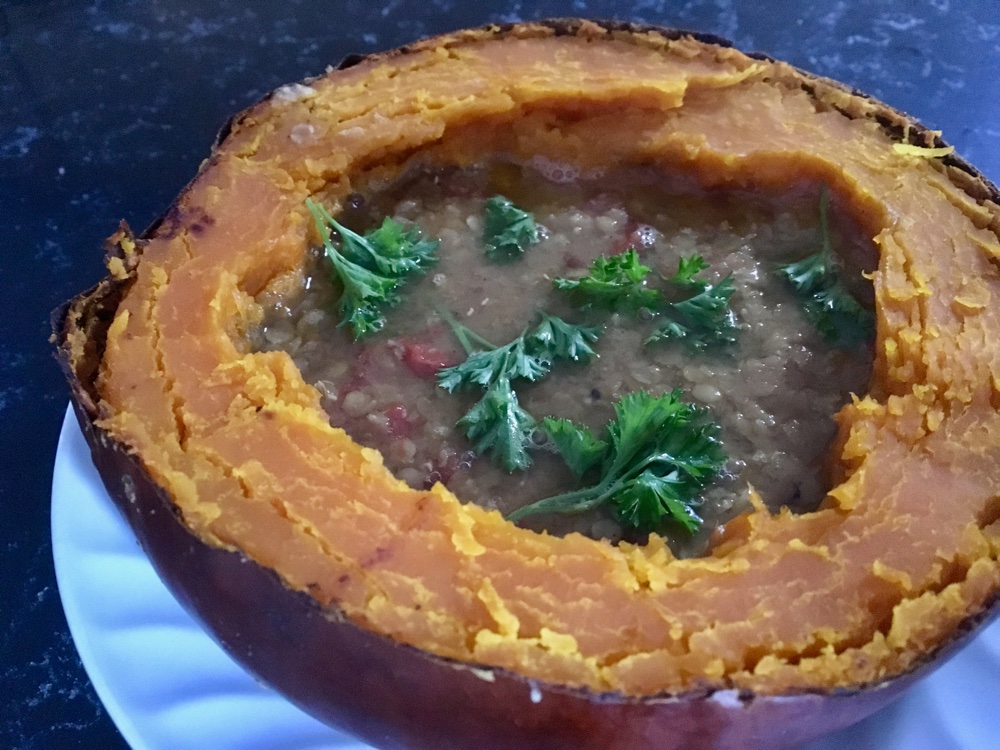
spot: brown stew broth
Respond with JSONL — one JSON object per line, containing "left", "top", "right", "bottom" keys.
{"left": 251, "top": 164, "right": 874, "bottom": 556}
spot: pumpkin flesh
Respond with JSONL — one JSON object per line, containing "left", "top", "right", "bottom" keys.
{"left": 76, "top": 24, "right": 1000, "bottom": 703}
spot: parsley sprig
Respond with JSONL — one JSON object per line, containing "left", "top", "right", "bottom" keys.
{"left": 555, "top": 249, "right": 738, "bottom": 352}
{"left": 776, "top": 189, "right": 874, "bottom": 348}
{"left": 530, "top": 311, "right": 601, "bottom": 362}
{"left": 437, "top": 310, "right": 601, "bottom": 472}
{"left": 307, "top": 198, "right": 438, "bottom": 339}
{"left": 458, "top": 375, "right": 537, "bottom": 473}
{"left": 483, "top": 195, "right": 541, "bottom": 260}
{"left": 507, "top": 390, "right": 726, "bottom": 534}
{"left": 553, "top": 248, "right": 660, "bottom": 311}
{"left": 647, "top": 256, "right": 738, "bottom": 351}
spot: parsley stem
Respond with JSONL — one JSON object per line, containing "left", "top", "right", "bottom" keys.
{"left": 506, "top": 483, "right": 613, "bottom": 521}
{"left": 306, "top": 197, "right": 335, "bottom": 241}
{"left": 775, "top": 186, "right": 873, "bottom": 348}
{"left": 818, "top": 187, "right": 833, "bottom": 259}
{"left": 435, "top": 305, "right": 495, "bottom": 354}
{"left": 507, "top": 391, "right": 724, "bottom": 532}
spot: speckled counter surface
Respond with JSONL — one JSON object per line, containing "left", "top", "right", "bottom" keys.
{"left": 1, "top": 1, "right": 998, "bottom": 747}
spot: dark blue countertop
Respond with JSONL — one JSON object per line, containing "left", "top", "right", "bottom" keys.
{"left": 2, "top": 1, "right": 998, "bottom": 747}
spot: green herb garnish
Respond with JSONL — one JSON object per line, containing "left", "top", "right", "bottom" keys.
{"left": 528, "top": 311, "right": 600, "bottom": 363}
{"left": 669, "top": 254, "right": 711, "bottom": 285}
{"left": 437, "top": 310, "right": 602, "bottom": 472}
{"left": 437, "top": 327, "right": 551, "bottom": 393}
{"left": 307, "top": 198, "right": 439, "bottom": 339}
{"left": 540, "top": 416, "right": 608, "bottom": 477}
{"left": 437, "top": 312, "right": 600, "bottom": 393}
{"left": 776, "top": 189, "right": 874, "bottom": 348}
{"left": 338, "top": 217, "right": 439, "bottom": 277}
{"left": 483, "top": 195, "right": 540, "bottom": 260}
{"left": 556, "top": 248, "right": 737, "bottom": 352}
{"left": 507, "top": 390, "right": 726, "bottom": 534}
{"left": 553, "top": 248, "right": 660, "bottom": 311}
{"left": 458, "top": 376, "right": 537, "bottom": 473}
{"left": 647, "top": 255, "right": 738, "bottom": 351}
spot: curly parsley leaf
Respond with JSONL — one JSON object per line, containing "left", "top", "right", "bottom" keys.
{"left": 437, "top": 312, "right": 601, "bottom": 392}
{"left": 554, "top": 248, "right": 661, "bottom": 311}
{"left": 647, "top": 258, "right": 738, "bottom": 352}
{"left": 508, "top": 390, "right": 726, "bottom": 534}
{"left": 340, "top": 217, "right": 439, "bottom": 277}
{"left": 438, "top": 335, "right": 551, "bottom": 393}
{"left": 779, "top": 251, "right": 827, "bottom": 293}
{"left": 529, "top": 311, "right": 601, "bottom": 363}
{"left": 616, "top": 472, "right": 701, "bottom": 534}
{"left": 307, "top": 198, "right": 438, "bottom": 339}
{"left": 668, "top": 254, "right": 710, "bottom": 287}
{"left": 458, "top": 376, "right": 536, "bottom": 472}
{"left": 540, "top": 417, "right": 608, "bottom": 477}
{"left": 334, "top": 275, "right": 399, "bottom": 338}
{"left": 483, "top": 195, "right": 540, "bottom": 260}
{"left": 777, "top": 189, "right": 874, "bottom": 348}
{"left": 802, "top": 285, "right": 873, "bottom": 345}
{"left": 436, "top": 311, "right": 603, "bottom": 472}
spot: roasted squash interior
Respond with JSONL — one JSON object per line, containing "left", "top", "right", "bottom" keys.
{"left": 84, "top": 25, "right": 1000, "bottom": 696}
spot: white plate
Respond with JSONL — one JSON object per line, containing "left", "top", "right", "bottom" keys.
{"left": 51, "top": 406, "right": 1000, "bottom": 749}
{"left": 50, "top": 407, "right": 370, "bottom": 750}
